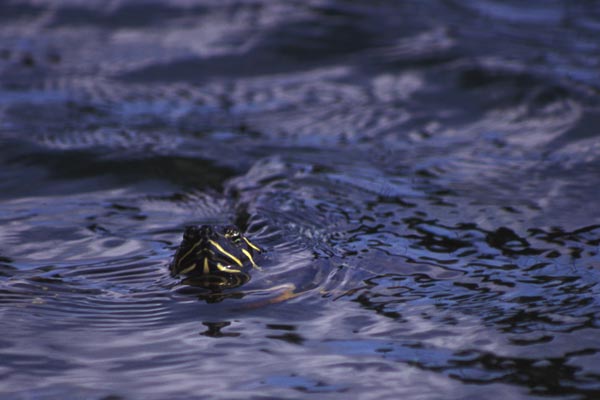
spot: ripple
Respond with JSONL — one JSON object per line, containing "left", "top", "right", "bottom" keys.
{"left": 2, "top": 1, "right": 600, "bottom": 398}
{"left": 0, "top": 257, "right": 174, "bottom": 331}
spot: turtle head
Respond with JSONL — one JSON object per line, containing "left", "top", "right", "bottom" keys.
{"left": 170, "top": 224, "right": 262, "bottom": 278}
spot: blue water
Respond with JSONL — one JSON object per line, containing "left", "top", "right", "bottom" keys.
{"left": 1, "top": 1, "right": 600, "bottom": 399}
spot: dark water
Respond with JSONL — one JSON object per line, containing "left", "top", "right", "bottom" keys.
{"left": 1, "top": 1, "right": 600, "bottom": 399}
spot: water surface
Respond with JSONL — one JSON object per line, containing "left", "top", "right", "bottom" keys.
{"left": 1, "top": 1, "right": 600, "bottom": 399}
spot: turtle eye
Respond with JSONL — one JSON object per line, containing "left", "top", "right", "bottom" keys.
{"left": 183, "top": 226, "right": 197, "bottom": 240}
{"left": 224, "top": 227, "right": 242, "bottom": 243}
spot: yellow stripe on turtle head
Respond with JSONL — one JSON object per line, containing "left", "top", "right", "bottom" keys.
{"left": 241, "top": 248, "right": 262, "bottom": 270}
{"left": 209, "top": 240, "right": 243, "bottom": 267}
{"left": 177, "top": 241, "right": 202, "bottom": 268}
{"left": 216, "top": 262, "right": 242, "bottom": 274}
{"left": 242, "top": 237, "right": 262, "bottom": 252}
{"left": 179, "top": 263, "right": 197, "bottom": 275}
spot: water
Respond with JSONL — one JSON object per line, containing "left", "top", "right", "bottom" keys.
{"left": 1, "top": 1, "right": 600, "bottom": 399}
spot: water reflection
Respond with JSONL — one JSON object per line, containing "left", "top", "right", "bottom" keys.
{"left": 200, "top": 321, "right": 240, "bottom": 338}
{"left": 266, "top": 323, "right": 305, "bottom": 345}
{"left": 177, "top": 274, "right": 249, "bottom": 304}
{"left": 181, "top": 273, "right": 250, "bottom": 291}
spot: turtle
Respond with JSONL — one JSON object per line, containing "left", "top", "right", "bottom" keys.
{"left": 170, "top": 224, "right": 264, "bottom": 289}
